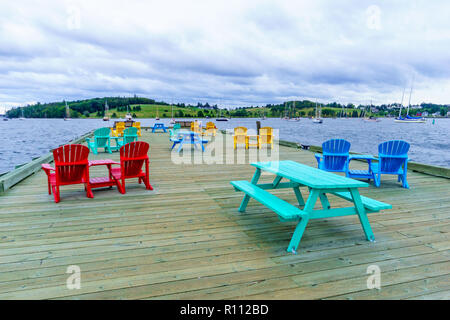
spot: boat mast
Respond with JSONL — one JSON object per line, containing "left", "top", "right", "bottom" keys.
{"left": 65, "top": 101, "right": 70, "bottom": 118}
{"left": 105, "top": 100, "right": 109, "bottom": 117}
{"left": 399, "top": 86, "right": 406, "bottom": 118}
{"left": 407, "top": 76, "right": 415, "bottom": 116}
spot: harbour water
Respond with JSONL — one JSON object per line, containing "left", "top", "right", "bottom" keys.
{"left": 0, "top": 117, "right": 449, "bottom": 174}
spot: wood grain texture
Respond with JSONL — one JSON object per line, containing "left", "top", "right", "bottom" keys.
{"left": 0, "top": 131, "right": 448, "bottom": 299}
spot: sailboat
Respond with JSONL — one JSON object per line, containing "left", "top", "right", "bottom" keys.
{"left": 169, "top": 102, "right": 175, "bottom": 124}
{"left": 216, "top": 108, "right": 229, "bottom": 121}
{"left": 312, "top": 102, "right": 323, "bottom": 123}
{"left": 395, "top": 78, "right": 426, "bottom": 123}
{"left": 260, "top": 108, "right": 267, "bottom": 120}
{"left": 19, "top": 108, "right": 25, "bottom": 120}
{"left": 125, "top": 105, "right": 132, "bottom": 121}
{"left": 64, "top": 102, "right": 70, "bottom": 121}
{"left": 282, "top": 102, "right": 289, "bottom": 120}
{"left": 155, "top": 105, "right": 160, "bottom": 120}
{"left": 288, "top": 101, "right": 300, "bottom": 121}
{"left": 363, "top": 100, "right": 380, "bottom": 122}
{"left": 103, "top": 100, "right": 110, "bottom": 121}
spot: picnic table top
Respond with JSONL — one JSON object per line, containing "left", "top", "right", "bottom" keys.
{"left": 251, "top": 160, "right": 369, "bottom": 189}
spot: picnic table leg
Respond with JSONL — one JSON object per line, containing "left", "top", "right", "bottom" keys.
{"left": 238, "top": 168, "right": 261, "bottom": 212}
{"left": 293, "top": 186, "right": 305, "bottom": 207}
{"left": 319, "top": 192, "right": 331, "bottom": 210}
{"left": 349, "top": 188, "right": 375, "bottom": 241}
{"left": 287, "top": 189, "right": 319, "bottom": 253}
{"left": 177, "top": 137, "right": 185, "bottom": 153}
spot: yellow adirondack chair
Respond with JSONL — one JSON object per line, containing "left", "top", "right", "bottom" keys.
{"left": 203, "top": 121, "right": 217, "bottom": 136}
{"left": 233, "top": 127, "right": 247, "bottom": 149}
{"left": 133, "top": 122, "right": 142, "bottom": 137}
{"left": 259, "top": 127, "right": 274, "bottom": 149}
{"left": 191, "top": 121, "right": 201, "bottom": 133}
{"left": 111, "top": 122, "right": 125, "bottom": 137}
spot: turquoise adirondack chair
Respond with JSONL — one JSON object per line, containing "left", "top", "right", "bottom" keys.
{"left": 119, "top": 127, "right": 139, "bottom": 147}
{"left": 371, "top": 140, "right": 410, "bottom": 188}
{"left": 169, "top": 127, "right": 180, "bottom": 138}
{"left": 169, "top": 124, "right": 181, "bottom": 146}
{"left": 315, "top": 139, "right": 351, "bottom": 174}
{"left": 86, "top": 127, "right": 112, "bottom": 154}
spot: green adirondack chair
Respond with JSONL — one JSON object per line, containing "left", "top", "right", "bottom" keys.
{"left": 119, "top": 127, "right": 139, "bottom": 147}
{"left": 169, "top": 123, "right": 180, "bottom": 137}
{"left": 86, "top": 127, "right": 113, "bottom": 154}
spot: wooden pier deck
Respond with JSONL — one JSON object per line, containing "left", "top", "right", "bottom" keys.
{"left": 0, "top": 131, "right": 449, "bottom": 300}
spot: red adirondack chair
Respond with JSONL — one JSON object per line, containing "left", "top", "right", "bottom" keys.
{"left": 41, "top": 144, "right": 93, "bottom": 203}
{"left": 111, "top": 141, "right": 153, "bottom": 194}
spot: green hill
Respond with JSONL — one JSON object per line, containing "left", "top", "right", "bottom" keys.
{"left": 7, "top": 95, "right": 438, "bottom": 119}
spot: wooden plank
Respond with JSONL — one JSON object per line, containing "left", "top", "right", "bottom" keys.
{"left": 0, "top": 131, "right": 447, "bottom": 299}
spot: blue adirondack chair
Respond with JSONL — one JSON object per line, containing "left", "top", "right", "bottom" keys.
{"left": 371, "top": 140, "right": 410, "bottom": 188}
{"left": 315, "top": 139, "right": 351, "bottom": 174}
{"left": 118, "top": 127, "right": 139, "bottom": 147}
{"left": 86, "top": 127, "right": 112, "bottom": 154}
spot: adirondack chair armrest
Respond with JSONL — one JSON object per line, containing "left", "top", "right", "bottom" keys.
{"left": 323, "top": 152, "right": 349, "bottom": 157}
{"left": 314, "top": 153, "right": 322, "bottom": 164}
{"left": 41, "top": 164, "right": 55, "bottom": 175}
{"left": 379, "top": 153, "right": 408, "bottom": 159}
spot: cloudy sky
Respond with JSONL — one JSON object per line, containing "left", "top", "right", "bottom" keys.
{"left": 1, "top": 0, "right": 449, "bottom": 112}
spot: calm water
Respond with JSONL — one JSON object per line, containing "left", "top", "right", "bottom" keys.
{"left": 0, "top": 117, "right": 449, "bottom": 174}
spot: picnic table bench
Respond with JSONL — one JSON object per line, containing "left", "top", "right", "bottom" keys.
{"left": 231, "top": 160, "right": 392, "bottom": 253}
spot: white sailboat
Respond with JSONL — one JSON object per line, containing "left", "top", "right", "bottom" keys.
{"left": 19, "top": 108, "right": 25, "bottom": 120}
{"left": 169, "top": 102, "right": 175, "bottom": 124}
{"left": 155, "top": 105, "right": 160, "bottom": 120}
{"left": 395, "top": 77, "right": 426, "bottom": 123}
{"left": 312, "top": 102, "right": 323, "bottom": 123}
{"left": 363, "top": 100, "right": 380, "bottom": 122}
{"left": 125, "top": 105, "right": 132, "bottom": 121}
{"left": 64, "top": 101, "right": 70, "bottom": 121}
{"left": 288, "top": 101, "right": 300, "bottom": 121}
{"left": 103, "top": 100, "right": 110, "bottom": 121}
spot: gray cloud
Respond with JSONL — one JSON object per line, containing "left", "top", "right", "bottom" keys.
{"left": 0, "top": 0, "right": 449, "bottom": 111}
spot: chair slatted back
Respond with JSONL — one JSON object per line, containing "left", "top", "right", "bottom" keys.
{"left": 120, "top": 141, "right": 149, "bottom": 177}
{"left": 123, "top": 127, "right": 138, "bottom": 144}
{"left": 116, "top": 122, "right": 125, "bottom": 136}
{"left": 259, "top": 127, "right": 273, "bottom": 144}
{"left": 378, "top": 140, "right": 410, "bottom": 173}
{"left": 94, "top": 127, "right": 111, "bottom": 148}
{"left": 206, "top": 122, "right": 216, "bottom": 130}
{"left": 234, "top": 127, "right": 247, "bottom": 144}
{"left": 53, "top": 144, "right": 89, "bottom": 184}
{"left": 322, "top": 139, "right": 351, "bottom": 171}
{"left": 191, "top": 121, "right": 201, "bottom": 133}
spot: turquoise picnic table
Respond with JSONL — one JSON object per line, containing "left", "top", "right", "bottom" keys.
{"left": 231, "top": 160, "right": 392, "bottom": 254}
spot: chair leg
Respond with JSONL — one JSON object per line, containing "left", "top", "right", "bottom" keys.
{"left": 402, "top": 173, "right": 409, "bottom": 189}
{"left": 374, "top": 173, "right": 381, "bottom": 187}
{"left": 52, "top": 185, "right": 60, "bottom": 203}
{"left": 85, "top": 184, "right": 94, "bottom": 198}
{"left": 144, "top": 176, "right": 153, "bottom": 190}
{"left": 121, "top": 178, "right": 126, "bottom": 194}
{"left": 114, "top": 179, "right": 125, "bottom": 194}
